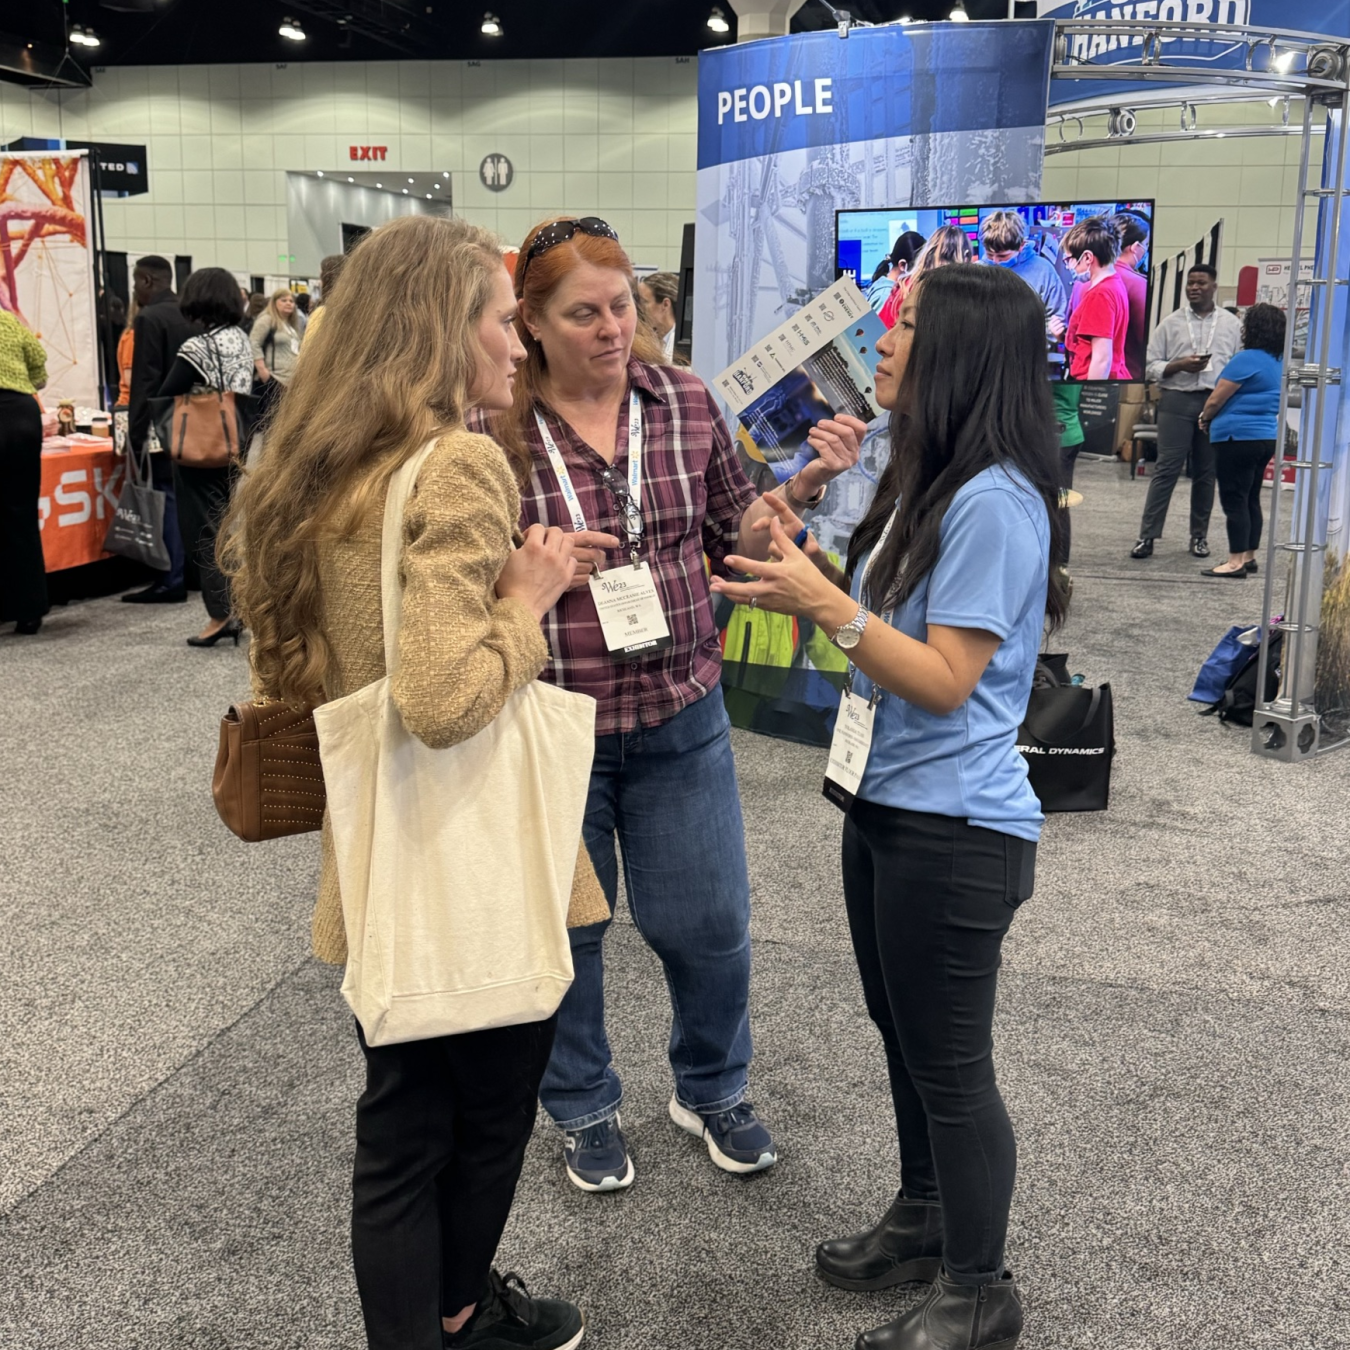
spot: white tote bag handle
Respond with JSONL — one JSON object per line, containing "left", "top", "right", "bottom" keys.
{"left": 379, "top": 438, "right": 441, "bottom": 675}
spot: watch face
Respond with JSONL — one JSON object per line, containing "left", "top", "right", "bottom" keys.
{"left": 835, "top": 625, "right": 862, "bottom": 650}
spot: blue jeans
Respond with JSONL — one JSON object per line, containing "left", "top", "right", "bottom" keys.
{"left": 539, "top": 692, "right": 754, "bottom": 1130}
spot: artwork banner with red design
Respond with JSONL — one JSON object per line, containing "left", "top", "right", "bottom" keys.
{"left": 0, "top": 151, "right": 99, "bottom": 408}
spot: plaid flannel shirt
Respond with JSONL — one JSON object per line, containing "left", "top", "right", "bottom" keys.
{"left": 508, "top": 359, "right": 759, "bottom": 736}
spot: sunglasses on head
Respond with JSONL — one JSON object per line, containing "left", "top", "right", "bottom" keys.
{"left": 521, "top": 218, "right": 620, "bottom": 284}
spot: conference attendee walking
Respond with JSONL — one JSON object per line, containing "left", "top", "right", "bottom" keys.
{"left": 302, "top": 253, "right": 346, "bottom": 344}
{"left": 480, "top": 216, "right": 863, "bottom": 1193}
{"left": 1060, "top": 216, "right": 1131, "bottom": 381}
{"left": 636, "top": 270, "right": 679, "bottom": 360}
{"left": 0, "top": 309, "right": 49, "bottom": 635}
{"left": 124, "top": 255, "right": 194, "bottom": 604}
{"left": 250, "top": 288, "right": 306, "bottom": 413}
{"left": 1131, "top": 262, "right": 1240, "bottom": 560}
{"left": 1197, "top": 301, "right": 1286, "bottom": 579}
{"left": 710, "top": 264, "right": 1064, "bottom": 1350}
{"left": 222, "top": 216, "right": 592, "bottom": 1350}
{"left": 155, "top": 267, "right": 255, "bottom": 646}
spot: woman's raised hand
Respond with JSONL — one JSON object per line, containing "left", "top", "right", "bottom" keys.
{"left": 714, "top": 515, "right": 855, "bottom": 630}
{"left": 496, "top": 524, "right": 579, "bottom": 620}
{"left": 751, "top": 494, "right": 837, "bottom": 579}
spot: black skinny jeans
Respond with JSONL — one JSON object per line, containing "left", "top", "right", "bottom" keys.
{"left": 841, "top": 802, "right": 1036, "bottom": 1285}
{"left": 351, "top": 1016, "right": 556, "bottom": 1350}
{"left": 173, "top": 461, "right": 234, "bottom": 620}
{"left": 1214, "top": 438, "right": 1275, "bottom": 555}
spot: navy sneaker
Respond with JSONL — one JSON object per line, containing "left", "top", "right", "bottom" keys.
{"left": 562, "top": 1113, "right": 635, "bottom": 1193}
{"left": 668, "top": 1095, "right": 777, "bottom": 1175}
{"left": 445, "top": 1270, "right": 584, "bottom": 1350}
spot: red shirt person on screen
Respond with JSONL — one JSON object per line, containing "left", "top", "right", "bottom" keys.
{"left": 1068, "top": 211, "right": 1150, "bottom": 379}
{"left": 1061, "top": 216, "right": 1131, "bottom": 381}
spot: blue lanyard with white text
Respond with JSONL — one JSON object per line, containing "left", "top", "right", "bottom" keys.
{"left": 534, "top": 390, "right": 643, "bottom": 560}
{"left": 849, "top": 507, "right": 899, "bottom": 709}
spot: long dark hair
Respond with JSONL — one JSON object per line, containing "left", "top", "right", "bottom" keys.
{"left": 846, "top": 264, "right": 1067, "bottom": 632}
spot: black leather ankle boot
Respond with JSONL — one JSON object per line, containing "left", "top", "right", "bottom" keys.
{"left": 856, "top": 1269, "right": 1023, "bottom": 1350}
{"left": 816, "top": 1192, "right": 944, "bottom": 1290}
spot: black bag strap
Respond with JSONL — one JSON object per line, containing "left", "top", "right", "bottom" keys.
{"left": 1023, "top": 683, "right": 1105, "bottom": 743}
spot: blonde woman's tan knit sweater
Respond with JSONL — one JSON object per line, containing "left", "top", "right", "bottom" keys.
{"left": 305, "top": 426, "right": 606, "bottom": 964}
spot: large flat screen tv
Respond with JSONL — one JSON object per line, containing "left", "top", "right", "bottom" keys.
{"left": 836, "top": 199, "right": 1156, "bottom": 383}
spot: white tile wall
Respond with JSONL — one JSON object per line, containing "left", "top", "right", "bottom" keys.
{"left": 0, "top": 63, "right": 1317, "bottom": 285}
{"left": 0, "top": 57, "right": 700, "bottom": 275}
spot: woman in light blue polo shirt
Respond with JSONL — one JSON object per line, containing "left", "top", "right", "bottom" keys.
{"left": 713, "top": 264, "right": 1065, "bottom": 1350}
{"left": 1197, "top": 302, "right": 1286, "bottom": 579}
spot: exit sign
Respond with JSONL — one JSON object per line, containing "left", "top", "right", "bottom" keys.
{"left": 350, "top": 145, "right": 388, "bottom": 161}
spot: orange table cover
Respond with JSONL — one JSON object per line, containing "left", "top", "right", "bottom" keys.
{"left": 39, "top": 439, "right": 126, "bottom": 572}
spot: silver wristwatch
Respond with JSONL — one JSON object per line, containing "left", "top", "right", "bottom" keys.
{"left": 832, "top": 604, "right": 869, "bottom": 650}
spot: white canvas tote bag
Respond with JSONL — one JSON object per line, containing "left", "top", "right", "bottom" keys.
{"left": 314, "top": 440, "right": 597, "bottom": 1046}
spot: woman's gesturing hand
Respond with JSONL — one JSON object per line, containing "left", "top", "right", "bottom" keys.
{"left": 713, "top": 515, "right": 857, "bottom": 631}
{"left": 496, "top": 524, "right": 578, "bottom": 620}
{"left": 794, "top": 413, "right": 869, "bottom": 497}
{"left": 565, "top": 529, "right": 622, "bottom": 590}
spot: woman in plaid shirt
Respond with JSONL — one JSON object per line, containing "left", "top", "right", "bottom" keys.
{"left": 481, "top": 218, "right": 864, "bottom": 1194}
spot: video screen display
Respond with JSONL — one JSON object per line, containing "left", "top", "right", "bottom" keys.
{"left": 835, "top": 200, "right": 1156, "bottom": 383}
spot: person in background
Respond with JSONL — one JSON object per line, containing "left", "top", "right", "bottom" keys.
{"left": 710, "top": 264, "right": 1064, "bottom": 1350}
{"left": 124, "top": 254, "right": 194, "bottom": 604}
{"left": 636, "top": 270, "right": 680, "bottom": 361}
{"left": 879, "top": 225, "right": 972, "bottom": 329}
{"left": 1131, "top": 263, "right": 1241, "bottom": 560}
{"left": 1197, "top": 301, "right": 1286, "bottom": 579}
{"left": 100, "top": 292, "right": 126, "bottom": 395}
{"left": 1061, "top": 216, "right": 1131, "bottom": 382}
{"left": 1108, "top": 211, "right": 1150, "bottom": 380}
{"left": 222, "top": 215, "right": 592, "bottom": 1350}
{"left": 250, "top": 288, "right": 306, "bottom": 414}
{"left": 302, "top": 253, "right": 346, "bottom": 343}
{"left": 0, "top": 309, "right": 49, "bottom": 635}
{"left": 293, "top": 292, "right": 312, "bottom": 318}
{"left": 979, "top": 211, "right": 1067, "bottom": 345}
{"left": 867, "top": 231, "right": 927, "bottom": 314}
{"left": 116, "top": 298, "right": 137, "bottom": 407}
{"left": 481, "top": 216, "right": 863, "bottom": 1194}
{"left": 242, "top": 292, "right": 267, "bottom": 335}
{"left": 155, "top": 267, "right": 256, "bottom": 646}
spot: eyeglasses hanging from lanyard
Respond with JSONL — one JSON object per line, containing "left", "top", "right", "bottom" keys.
{"left": 520, "top": 218, "right": 620, "bottom": 287}
{"left": 600, "top": 467, "right": 643, "bottom": 563}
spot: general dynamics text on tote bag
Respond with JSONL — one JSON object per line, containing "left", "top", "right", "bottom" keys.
{"left": 314, "top": 441, "right": 597, "bottom": 1047}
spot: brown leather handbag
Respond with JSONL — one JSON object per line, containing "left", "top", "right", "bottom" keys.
{"left": 212, "top": 700, "right": 326, "bottom": 841}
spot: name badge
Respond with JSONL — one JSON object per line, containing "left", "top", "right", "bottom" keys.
{"left": 823, "top": 690, "right": 875, "bottom": 812}
{"left": 589, "top": 562, "right": 673, "bottom": 659}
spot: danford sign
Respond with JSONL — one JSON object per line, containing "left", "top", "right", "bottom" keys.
{"left": 1035, "top": 0, "right": 1350, "bottom": 109}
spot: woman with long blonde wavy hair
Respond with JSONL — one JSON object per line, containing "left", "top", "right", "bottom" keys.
{"left": 221, "top": 215, "right": 596, "bottom": 1350}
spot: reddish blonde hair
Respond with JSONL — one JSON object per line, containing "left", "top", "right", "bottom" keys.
{"left": 489, "top": 218, "right": 665, "bottom": 482}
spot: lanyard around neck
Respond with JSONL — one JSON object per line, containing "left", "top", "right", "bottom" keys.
{"left": 534, "top": 389, "right": 643, "bottom": 553}
{"left": 848, "top": 507, "right": 900, "bottom": 703}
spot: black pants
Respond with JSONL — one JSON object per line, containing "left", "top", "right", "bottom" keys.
{"left": 351, "top": 1016, "right": 556, "bottom": 1350}
{"left": 146, "top": 448, "right": 187, "bottom": 590}
{"left": 173, "top": 461, "right": 234, "bottom": 620}
{"left": 1139, "top": 388, "right": 1215, "bottom": 542}
{"left": 1214, "top": 438, "right": 1275, "bottom": 555}
{"left": 841, "top": 802, "right": 1036, "bottom": 1285}
{"left": 1059, "top": 443, "right": 1081, "bottom": 564}
{"left": 0, "top": 388, "right": 48, "bottom": 625}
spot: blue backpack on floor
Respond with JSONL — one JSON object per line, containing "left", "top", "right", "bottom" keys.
{"left": 1190, "top": 626, "right": 1259, "bottom": 706}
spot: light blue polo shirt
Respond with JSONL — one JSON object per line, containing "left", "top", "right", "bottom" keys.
{"left": 850, "top": 465, "right": 1051, "bottom": 841}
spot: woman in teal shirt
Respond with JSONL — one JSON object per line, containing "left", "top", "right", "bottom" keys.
{"left": 713, "top": 264, "right": 1064, "bottom": 1350}
{"left": 1197, "top": 302, "right": 1286, "bottom": 579}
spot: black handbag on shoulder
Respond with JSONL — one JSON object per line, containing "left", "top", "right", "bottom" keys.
{"left": 1017, "top": 656, "right": 1114, "bottom": 812}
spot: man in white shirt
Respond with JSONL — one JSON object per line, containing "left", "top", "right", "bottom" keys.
{"left": 1132, "top": 263, "right": 1241, "bottom": 559}
{"left": 637, "top": 272, "right": 680, "bottom": 361}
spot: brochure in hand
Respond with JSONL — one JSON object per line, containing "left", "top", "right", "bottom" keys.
{"left": 711, "top": 279, "right": 887, "bottom": 485}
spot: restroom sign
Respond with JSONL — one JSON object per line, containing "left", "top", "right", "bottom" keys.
{"left": 480, "top": 154, "right": 513, "bottom": 192}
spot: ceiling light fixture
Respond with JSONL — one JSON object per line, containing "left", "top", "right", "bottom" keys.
{"left": 481, "top": 12, "right": 502, "bottom": 36}
{"left": 402, "top": 188, "right": 409, "bottom": 194}
{"left": 408, "top": 177, "right": 415, "bottom": 183}
{"left": 70, "top": 25, "right": 101, "bottom": 47}
{"left": 279, "top": 17, "right": 307, "bottom": 40}
{"left": 442, "top": 171, "right": 450, "bottom": 178}
{"left": 707, "top": 6, "right": 730, "bottom": 32}
{"left": 425, "top": 193, "right": 432, "bottom": 198}
{"left": 316, "top": 170, "right": 324, "bottom": 177}
{"left": 376, "top": 181, "right": 383, "bottom": 187}
{"left": 347, "top": 176, "right": 354, "bottom": 182}
{"left": 949, "top": 0, "right": 970, "bottom": 21}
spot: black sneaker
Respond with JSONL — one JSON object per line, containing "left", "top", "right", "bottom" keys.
{"left": 1129, "top": 537, "right": 1153, "bottom": 559}
{"left": 1190, "top": 536, "right": 1210, "bottom": 558}
{"left": 446, "top": 1271, "right": 584, "bottom": 1350}
{"left": 562, "top": 1113, "right": 634, "bottom": 1193}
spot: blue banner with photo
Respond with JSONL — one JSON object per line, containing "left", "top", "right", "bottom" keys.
{"left": 694, "top": 23, "right": 1055, "bottom": 745}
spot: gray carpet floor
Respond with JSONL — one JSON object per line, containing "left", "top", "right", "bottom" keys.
{"left": 2, "top": 460, "right": 1347, "bottom": 1350}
